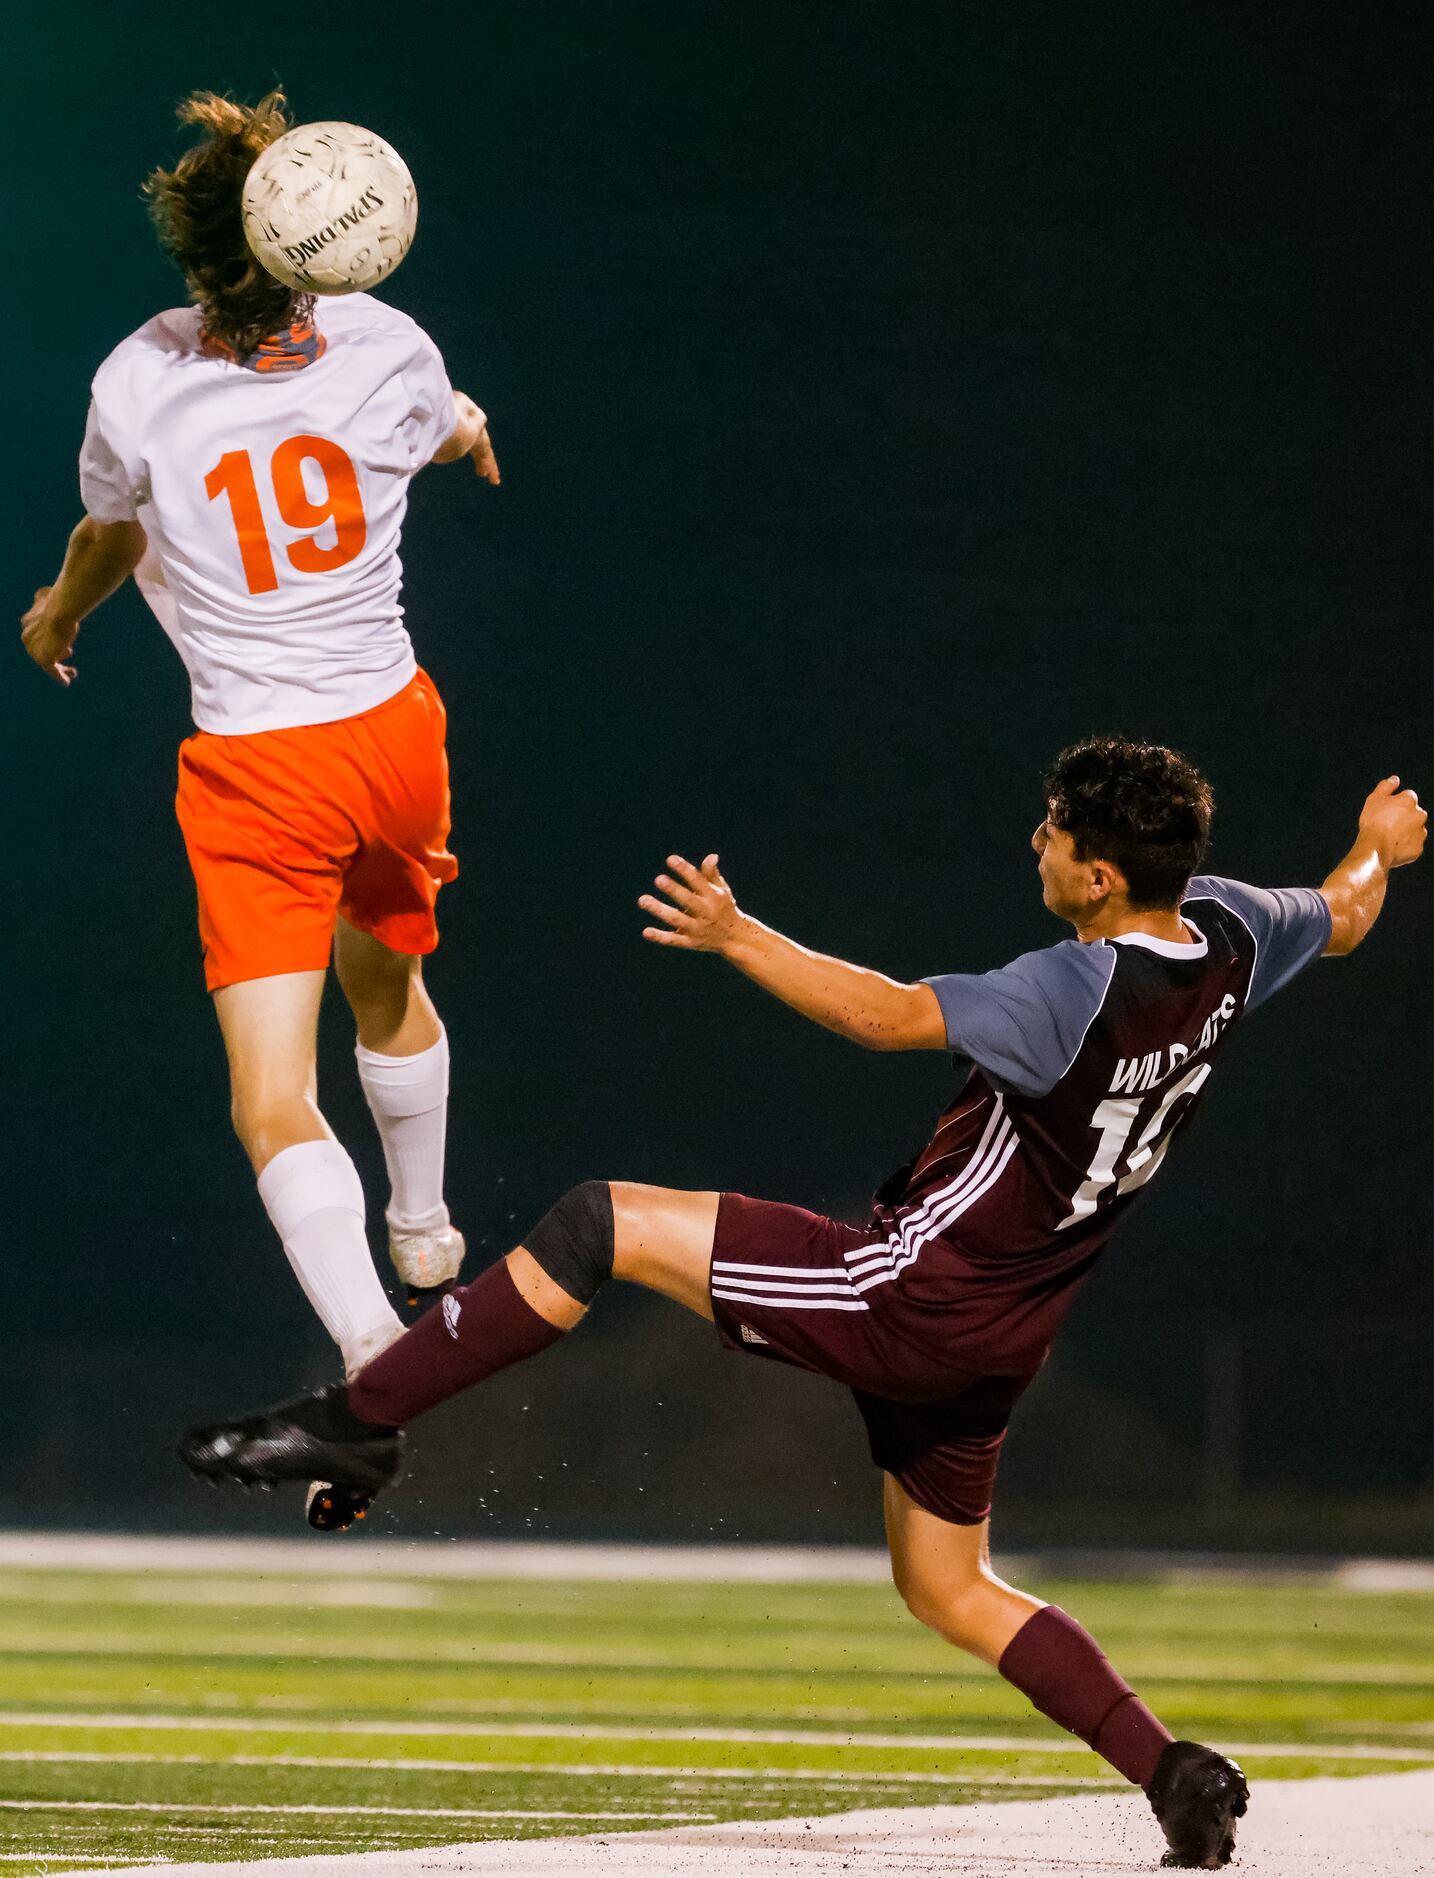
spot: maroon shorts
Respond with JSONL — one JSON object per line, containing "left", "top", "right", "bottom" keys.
{"left": 709, "top": 1193, "right": 1031, "bottom": 1526}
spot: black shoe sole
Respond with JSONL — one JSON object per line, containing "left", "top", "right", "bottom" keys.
{"left": 405, "top": 1281, "right": 452, "bottom": 1311}
{"left": 306, "top": 1481, "right": 375, "bottom": 1531}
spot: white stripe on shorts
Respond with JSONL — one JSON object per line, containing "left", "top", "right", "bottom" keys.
{"left": 715, "top": 1098, "right": 1016, "bottom": 1316}
{"left": 710, "top": 1275, "right": 866, "bottom": 1301}
{"left": 712, "top": 1252, "right": 869, "bottom": 1315}
{"left": 711, "top": 1289, "right": 870, "bottom": 1312}
{"left": 712, "top": 1260, "right": 857, "bottom": 1279}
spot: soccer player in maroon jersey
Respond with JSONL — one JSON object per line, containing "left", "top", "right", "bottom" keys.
{"left": 183, "top": 738, "right": 1425, "bottom": 1868}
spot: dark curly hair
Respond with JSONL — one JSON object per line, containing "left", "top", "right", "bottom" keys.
{"left": 1044, "top": 737, "right": 1213, "bottom": 910}
{"left": 144, "top": 90, "right": 311, "bottom": 357}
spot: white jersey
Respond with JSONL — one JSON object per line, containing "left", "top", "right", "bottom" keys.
{"left": 79, "top": 294, "right": 458, "bottom": 735}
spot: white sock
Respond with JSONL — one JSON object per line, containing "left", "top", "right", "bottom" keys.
{"left": 257, "top": 1139, "right": 402, "bottom": 1374}
{"left": 355, "top": 1028, "right": 452, "bottom": 1236}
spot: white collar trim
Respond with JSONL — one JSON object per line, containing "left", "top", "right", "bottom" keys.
{"left": 1107, "top": 918, "right": 1208, "bottom": 959}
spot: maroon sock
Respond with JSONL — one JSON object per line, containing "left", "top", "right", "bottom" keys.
{"left": 998, "top": 1606, "right": 1174, "bottom": 1789}
{"left": 347, "top": 1257, "right": 565, "bottom": 1426}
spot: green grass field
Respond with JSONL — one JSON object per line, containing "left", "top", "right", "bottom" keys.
{"left": 1, "top": 1557, "right": 1431, "bottom": 1874}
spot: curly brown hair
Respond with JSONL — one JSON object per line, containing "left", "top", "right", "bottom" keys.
{"left": 144, "top": 89, "right": 312, "bottom": 357}
{"left": 1044, "top": 736, "right": 1214, "bottom": 910}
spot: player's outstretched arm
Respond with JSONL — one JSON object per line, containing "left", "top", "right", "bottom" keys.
{"left": 640, "top": 854, "right": 948, "bottom": 1050}
{"left": 1320, "top": 775, "right": 1426, "bottom": 955}
{"left": 430, "top": 390, "right": 500, "bottom": 483}
{"left": 21, "top": 516, "right": 147, "bottom": 686}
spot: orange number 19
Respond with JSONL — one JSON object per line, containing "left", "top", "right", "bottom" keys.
{"left": 205, "top": 435, "right": 367, "bottom": 596}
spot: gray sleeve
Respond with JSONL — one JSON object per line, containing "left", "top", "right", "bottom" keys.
{"left": 1185, "top": 875, "right": 1332, "bottom": 1011}
{"left": 923, "top": 941, "right": 1116, "bottom": 1099}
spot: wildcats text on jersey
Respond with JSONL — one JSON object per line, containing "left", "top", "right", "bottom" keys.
{"left": 1108, "top": 991, "right": 1238, "bottom": 1094}
{"left": 861, "top": 878, "right": 1332, "bottom": 1373}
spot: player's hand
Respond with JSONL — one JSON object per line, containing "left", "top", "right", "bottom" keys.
{"left": 20, "top": 587, "right": 78, "bottom": 686}
{"left": 640, "top": 854, "right": 742, "bottom": 952}
{"left": 1359, "top": 775, "right": 1426, "bottom": 868}
{"left": 470, "top": 425, "right": 500, "bottom": 486}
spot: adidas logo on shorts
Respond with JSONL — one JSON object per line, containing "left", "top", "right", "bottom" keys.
{"left": 739, "top": 1323, "right": 769, "bottom": 1347}
{"left": 442, "top": 1294, "right": 462, "bottom": 1339}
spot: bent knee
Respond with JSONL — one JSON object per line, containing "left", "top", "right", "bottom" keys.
{"left": 568, "top": 1178, "right": 612, "bottom": 1210}
{"left": 894, "top": 1566, "right": 992, "bottom": 1650}
{"left": 229, "top": 1090, "right": 313, "bottom": 1158}
{"left": 230, "top": 1091, "right": 269, "bottom": 1146}
{"left": 524, "top": 1181, "right": 615, "bottom": 1305}
{"left": 338, "top": 965, "right": 414, "bottom": 1026}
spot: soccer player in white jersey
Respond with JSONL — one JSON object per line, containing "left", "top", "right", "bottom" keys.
{"left": 20, "top": 92, "right": 495, "bottom": 1424}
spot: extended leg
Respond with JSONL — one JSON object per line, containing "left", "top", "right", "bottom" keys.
{"left": 214, "top": 970, "right": 402, "bottom": 1375}
{"left": 348, "top": 1180, "right": 718, "bottom": 1423}
{"left": 334, "top": 920, "right": 464, "bottom": 1294}
{"left": 182, "top": 1179, "right": 717, "bottom": 1479}
{"left": 884, "top": 1478, "right": 1246, "bottom": 1866}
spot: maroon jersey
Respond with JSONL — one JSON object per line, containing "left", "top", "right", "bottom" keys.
{"left": 860, "top": 876, "right": 1331, "bottom": 1374}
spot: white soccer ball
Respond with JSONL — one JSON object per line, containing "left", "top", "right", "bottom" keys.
{"left": 241, "top": 121, "right": 417, "bottom": 295}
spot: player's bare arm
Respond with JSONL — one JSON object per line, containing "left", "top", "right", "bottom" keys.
{"left": 430, "top": 389, "right": 500, "bottom": 482}
{"left": 20, "top": 516, "right": 146, "bottom": 685}
{"left": 1320, "top": 775, "right": 1426, "bottom": 955}
{"left": 640, "top": 852, "right": 947, "bottom": 1050}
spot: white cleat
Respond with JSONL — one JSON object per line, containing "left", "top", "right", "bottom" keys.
{"left": 388, "top": 1222, "right": 465, "bottom": 1298}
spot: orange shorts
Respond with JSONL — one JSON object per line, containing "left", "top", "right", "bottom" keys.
{"left": 176, "top": 669, "right": 458, "bottom": 991}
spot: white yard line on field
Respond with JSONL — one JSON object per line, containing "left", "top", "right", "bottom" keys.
{"left": 6, "top": 1532, "right": 1434, "bottom": 1587}
{"left": 0, "top": 1579, "right": 437, "bottom": 1610}
{"left": 0, "top": 1715, "right": 1423, "bottom": 1762}
{"left": 1333, "top": 1561, "right": 1434, "bottom": 1592}
{"left": 0, "top": 1800, "right": 708, "bottom": 1823}
{"left": 3, "top": 1633, "right": 1429, "bottom": 1685}
{"left": 0, "top": 1751, "right": 1115, "bottom": 1786}
{"left": 0, "top": 1536, "right": 894, "bottom": 1584}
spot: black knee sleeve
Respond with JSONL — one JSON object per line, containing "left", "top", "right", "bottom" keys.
{"left": 523, "top": 1180, "right": 614, "bottom": 1304}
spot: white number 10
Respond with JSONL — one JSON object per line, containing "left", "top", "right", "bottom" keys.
{"left": 1057, "top": 1062, "right": 1212, "bottom": 1230}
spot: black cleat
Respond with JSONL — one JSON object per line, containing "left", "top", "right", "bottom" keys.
{"left": 178, "top": 1383, "right": 402, "bottom": 1499}
{"left": 1149, "top": 1739, "right": 1248, "bottom": 1869}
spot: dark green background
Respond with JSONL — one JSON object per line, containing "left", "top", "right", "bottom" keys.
{"left": 6, "top": 3, "right": 1431, "bottom": 1545}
